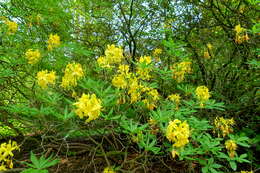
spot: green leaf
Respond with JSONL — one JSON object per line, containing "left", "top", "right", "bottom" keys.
{"left": 41, "top": 159, "right": 60, "bottom": 169}
{"left": 63, "top": 106, "right": 75, "bottom": 120}
{"left": 208, "top": 158, "right": 214, "bottom": 165}
{"left": 251, "top": 23, "right": 260, "bottom": 33}
{"left": 30, "top": 151, "right": 40, "bottom": 168}
{"left": 217, "top": 152, "right": 229, "bottom": 160}
{"left": 212, "top": 163, "right": 222, "bottom": 169}
{"left": 202, "top": 167, "right": 208, "bottom": 173}
{"left": 209, "top": 168, "right": 219, "bottom": 173}
{"left": 229, "top": 161, "right": 237, "bottom": 171}
{"left": 239, "top": 153, "right": 247, "bottom": 159}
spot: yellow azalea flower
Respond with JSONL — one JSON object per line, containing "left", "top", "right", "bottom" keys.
{"left": 142, "top": 99, "right": 156, "bottom": 110}
{"left": 6, "top": 159, "right": 13, "bottom": 169}
{"left": 214, "top": 117, "right": 235, "bottom": 137}
{"left": 112, "top": 75, "right": 127, "bottom": 89}
{"left": 103, "top": 167, "right": 115, "bottom": 173}
{"left": 195, "top": 86, "right": 210, "bottom": 107}
{"left": 25, "top": 49, "right": 41, "bottom": 64}
{"left": 234, "top": 24, "right": 249, "bottom": 44}
{"left": 139, "top": 56, "right": 152, "bottom": 65}
{"left": 225, "top": 140, "right": 237, "bottom": 158}
{"left": 166, "top": 119, "right": 190, "bottom": 148}
{"left": 0, "top": 140, "right": 19, "bottom": 171}
{"left": 178, "top": 62, "right": 192, "bottom": 73}
{"left": 118, "top": 64, "right": 129, "bottom": 74}
{"left": 5, "top": 20, "right": 18, "bottom": 34}
{"left": 37, "top": 70, "right": 56, "bottom": 89}
{"left": 168, "top": 94, "right": 180, "bottom": 104}
{"left": 105, "top": 44, "right": 124, "bottom": 64}
{"left": 47, "top": 33, "right": 60, "bottom": 50}
{"left": 148, "top": 89, "right": 159, "bottom": 101}
{"left": 172, "top": 61, "right": 192, "bottom": 82}
{"left": 129, "top": 91, "right": 141, "bottom": 103}
{"left": 97, "top": 45, "right": 124, "bottom": 68}
{"left": 74, "top": 93, "right": 102, "bottom": 123}
{"left": 234, "top": 24, "right": 244, "bottom": 34}
{"left": 128, "top": 77, "right": 139, "bottom": 94}
{"left": 136, "top": 67, "right": 151, "bottom": 80}
{"left": 2, "top": 141, "right": 19, "bottom": 157}
{"left": 141, "top": 86, "right": 150, "bottom": 93}
{"left": 0, "top": 163, "right": 7, "bottom": 171}
{"left": 97, "top": 56, "right": 110, "bottom": 68}
{"left": 172, "top": 71, "right": 185, "bottom": 83}
{"left": 153, "top": 48, "right": 162, "bottom": 56}
{"left": 61, "top": 62, "right": 84, "bottom": 89}
{"left": 241, "top": 171, "right": 253, "bottom": 173}
{"left": 168, "top": 94, "right": 181, "bottom": 109}
{"left": 128, "top": 78, "right": 141, "bottom": 103}
{"left": 171, "top": 149, "right": 179, "bottom": 158}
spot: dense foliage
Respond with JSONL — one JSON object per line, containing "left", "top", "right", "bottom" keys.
{"left": 0, "top": 0, "right": 259, "bottom": 172}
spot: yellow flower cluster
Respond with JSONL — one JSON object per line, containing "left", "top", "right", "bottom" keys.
{"left": 25, "top": 49, "right": 41, "bottom": 64}
{"left": 118, "top": 64, "right": 130, "bottom": 74}
{"left": 73, "top": 93, "right": 102, "bottom": 123}
{"left": 153, "top": 48, "right": 162, "bottom": 56}
{"left": 234, "top": 24, "right": 249, "bottom": 44}
{"left": 97, "top": 44, "right": 124, "bottom": 68}
{"left": 142, "top": 87, "right": 159, "bottom": 110}
{"left": 225, "top": 140, "right": 237, "bottom": 158}
{"left": 36, "top": 70, "right": 56, "bottom": 89}
{"left": 139, "top": 56, "right": 152, "bottom": 64}
{"left": 171, "top": 61, "right": 192, "bottom": 82}
{"left": 112, "top": 65, "right": 129, "bottom": 89}
{"left": 241, "top": 171, "right": 253, "bottom": 173}
{"left": 47, "top": 33, "right": 61, "bottom": 50}
{"left": 168, "top": 94, "right": 181, "bottom": 109}
{"left": 61, "top": 62, "right": 84, "bottom": 89}
{"left": 137, "top": 67, "right": 152, "bottom": 80}
{"left": 110, "top": 62, "right": 159, "bottom": 109}
{"left": 112, "top": 75, "right": 127, "bottom": 89}
{"left": 214, "top": 117, "right": 235, "bottom": 137}
{"left": 137, "top": 56, "right": 152, "bottom": 80}
{"left": 166, "top": 119, "right": 190, "bottom": 148}
{"left": 103, "top": 167, "right": 115, "bottom": 173}
{"left": 0, "top": 140, "right": 19, "bottom": 171}
{"left": 4, "top": 20, "right": 18, "bottom": 34}
{"left": 128, "top": 77, "right": 141, "bottom": 103}
{"left": 195, "top": 86, "right": 210, "bottom": 107}
{"left": 97, "top": 45, "right": 159, "bottom": 109}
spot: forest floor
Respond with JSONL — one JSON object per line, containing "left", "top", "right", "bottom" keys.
{"left": 9, "top": 133, "right": 201, "bottom": 173}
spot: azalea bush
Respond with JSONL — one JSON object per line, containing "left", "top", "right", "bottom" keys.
{"left": 0, "top": 0, "right": 259, "bottom": 172}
